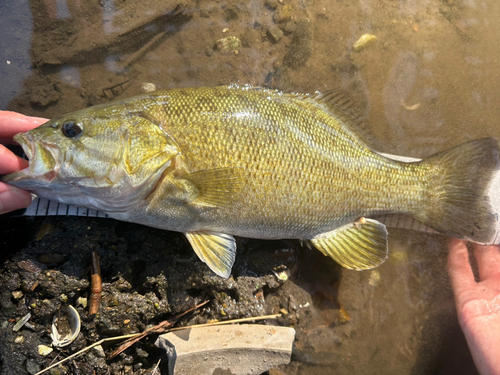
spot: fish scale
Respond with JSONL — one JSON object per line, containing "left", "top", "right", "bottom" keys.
{"left": 4, "top": 85, "right": 498, "bottom": 277}
{"left": 145, "top": 87, "right": 426, "bottom": 234}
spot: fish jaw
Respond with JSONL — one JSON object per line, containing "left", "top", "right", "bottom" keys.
{"left": 2, "top": 132, "right": 60, "bottom": 188}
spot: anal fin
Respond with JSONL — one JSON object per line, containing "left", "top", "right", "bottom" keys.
{"left": 311, "top": 218, "right": 388, "bottom": 270}
{"left": 185, "top": 231, "right": 236, "bottom": 278}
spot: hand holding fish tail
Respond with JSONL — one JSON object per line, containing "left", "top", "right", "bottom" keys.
{"left": 0, "top": 111, "right": 47, "bottom": 214}
{"left": 448, "top": 238, "right": 500, "bottom": 375}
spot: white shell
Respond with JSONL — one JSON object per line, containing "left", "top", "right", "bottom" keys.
{"left": 51, "top": 305, "right": 81, "bottom": 348}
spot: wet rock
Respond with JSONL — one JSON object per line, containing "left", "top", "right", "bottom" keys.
{"left": 141, "top": 82, "right": 157, "bottom": 93}
{"left": 92, "top": 345, "right": 105, "bottom": 358}
{"left": 223, "top": 8, "right": 239, "bottom": 22}
{"left": 283, "top": 20, "right": 312, "bottom": 69}
{"left": 282, "top": 21, "right": 297, "bottom": 34}
{"left": 205, "top": 45, "right": 214, "bottom": 56}
{"left": 215, "top": 36, "right": 242, "bottom": 55}
{"left": 274, "top": 4, "right": 293, "bottom": 23}
{"left": 38, "top": 344, "right": 53, "bottom": 356}
{"left": 265, "top": 0, "right": 279, "bottom": 10}
{"left": 268, "top": 25, "right": 284, "bottom": 43}
{"left": 84, "top": 351, "right": 108, "bottom": 372}
{"left": 14, "top": 336, "right": 25, "bottom": 344}
{"left": 72, "top": 362, "right": 93, "bottom": 375}
{"left": 26, "top": 359, "right": 41, "bottom": 374}
{"left": 12, "top": 290, "right": 23, "bottom": 299}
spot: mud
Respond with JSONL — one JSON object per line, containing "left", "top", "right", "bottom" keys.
{"left": 2, "top": 0, "right": 500, "bottom": 374}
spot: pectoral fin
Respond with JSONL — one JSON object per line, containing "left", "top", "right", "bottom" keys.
{"left": 311, "top": 218, "right": 388, "bottom": 270}
{"left": 185, "top": 231, "right": 237, "bottom": 278}
{"left": 181, "top": 167, "right": 245, "bottom": 207}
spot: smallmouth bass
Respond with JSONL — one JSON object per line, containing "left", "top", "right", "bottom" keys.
{"left": 4, "top": 85, "right": 499, "bottom": 277}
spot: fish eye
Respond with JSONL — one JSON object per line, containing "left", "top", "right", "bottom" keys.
{"left": 61, "top": 121, "right": 83, "bottom": 138}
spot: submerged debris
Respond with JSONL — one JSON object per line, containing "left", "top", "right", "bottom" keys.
{"left": 268, "top": 25, "right": 284, "bottom": 43}
{"left": 353, "top": 34, "right": 377, "bottom": 51}
{"left": 215, "top": 36, "right": 242, "bottom": 55}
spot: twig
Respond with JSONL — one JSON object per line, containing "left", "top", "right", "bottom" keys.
{"left": 35, "top": 301, "right": 280, "bottom": 375}
{"left": 151, "top": 359, "right": 161, "bottom": 375}
{"left": 89, "top": 251, "right": 102, "bottom": 315}
{"left": 108, "top": 300, "right": 209, "bottom": 359}
{"left": 34, "top": 333, "right": 137, "bottom": 375}
{"left": 166, "top": 313, "right": 282, "bottom": 332}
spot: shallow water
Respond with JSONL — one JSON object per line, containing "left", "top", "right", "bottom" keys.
{"left": 1, "top": 0, "right": 500, "bottom": 374}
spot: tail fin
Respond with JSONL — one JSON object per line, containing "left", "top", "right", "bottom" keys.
{"left": 413, "top": 138, "right": 499, "bottom": 244}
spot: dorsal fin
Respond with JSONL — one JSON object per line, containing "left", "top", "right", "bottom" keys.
{"left": 304, "top": 89, "right": 389, "bottom": 152}
{"left": 307, "top": 89, "right": 366, "bottom": 127}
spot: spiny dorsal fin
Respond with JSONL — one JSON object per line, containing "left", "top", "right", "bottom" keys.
{"left": 305, "top": 89, "right": 390, "bottom": 151}
{"left": 311, "top": 218, "right": 388, "bottom": 270}
{"left": 182, "top": 167, "right": 245, "bottom": 207}
{"left": 185, "top": 231, "right": 236, "bottom": 278}
{"left": 307, "top": 89, "right": 366, "bottom": 126}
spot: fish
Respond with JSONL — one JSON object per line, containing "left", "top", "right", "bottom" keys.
{"left": 3, "top": 85, "right": 499, "bottom": 277}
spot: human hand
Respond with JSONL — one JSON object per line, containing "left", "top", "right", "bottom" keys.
{"left": 448, "top": 238, "right": 500, "bottom": 375}
{"left": 0, "top": 111, "right": 48, "bottom": 214}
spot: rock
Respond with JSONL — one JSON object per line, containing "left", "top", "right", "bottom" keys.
{"left": 156, "top": 324, "right": 295, "bottom": 375}
{"left": 205, "top": 45, "right": 214, "bottom": 56}
{"left": 77, "top": 297, "right": 88, "bottom": 308}
{"left": 26, "top": 359, "right": 41, "bottom": 374}
{"left": 282, "top": 21, "right": 297, "bottom": 34}
{"left": 265, "top": 0, "right": 279, "bottom": 10}
{"left": 14, "top": 336, "right": 25, "bottom": 344}
{"left": 267, "top": 26, "right": 284, "bottom": 43}
{"left": 274, "top": 4, "right": 293, "bottom": 23}
{"left": 11, "top": 291, "right": 23, "bottom": 299}
{"left": 92, "top": 345, "right": 105, "bottom": 358}
{"left": 38, "top": 345, "right": 54, "bottom": 356}
{"left": 215, "top": 36, "right": 242, "bottom": 55}
{"left": 141, "top": 82, "right": 157, "bottom": 93}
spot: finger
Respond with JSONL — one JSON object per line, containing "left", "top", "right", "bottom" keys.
{"left": 473, "top": 243, "right": 500, "bottom": 281}
{"left": 0, "top": 144, "right": 29, "bottom": 174}
{"left": 0, "top": 111, "right": 48, "bottom": 139}
{"left": 0, "top": 183, "right": 32, "bottom": 215}
{"left": 447, "top": 238, "right": 476, "bottom": 300}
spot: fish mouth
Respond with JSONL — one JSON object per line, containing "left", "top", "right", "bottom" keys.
{"left": 2, "top": 132, "right": 59, "bottom": 186}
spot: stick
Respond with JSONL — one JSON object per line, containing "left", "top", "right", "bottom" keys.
{"left": 34, "top": 333, "right": 137, "bottom": 375}
{"left": 166, "top": 314, "right": 282, "bottom": 332}
{"left": 108, "top": 300, "right": 210, "bottom": 359}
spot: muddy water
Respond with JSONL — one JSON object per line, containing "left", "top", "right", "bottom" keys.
{"left": 1, "top": 0, "right": 500, "bottom": 374}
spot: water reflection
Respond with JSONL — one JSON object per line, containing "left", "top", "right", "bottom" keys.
{"left": 0, "top": 2, "right": 33, "bottom": 109}
{"left": 2, "top": 0, "right": 500, "bottom": 374}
